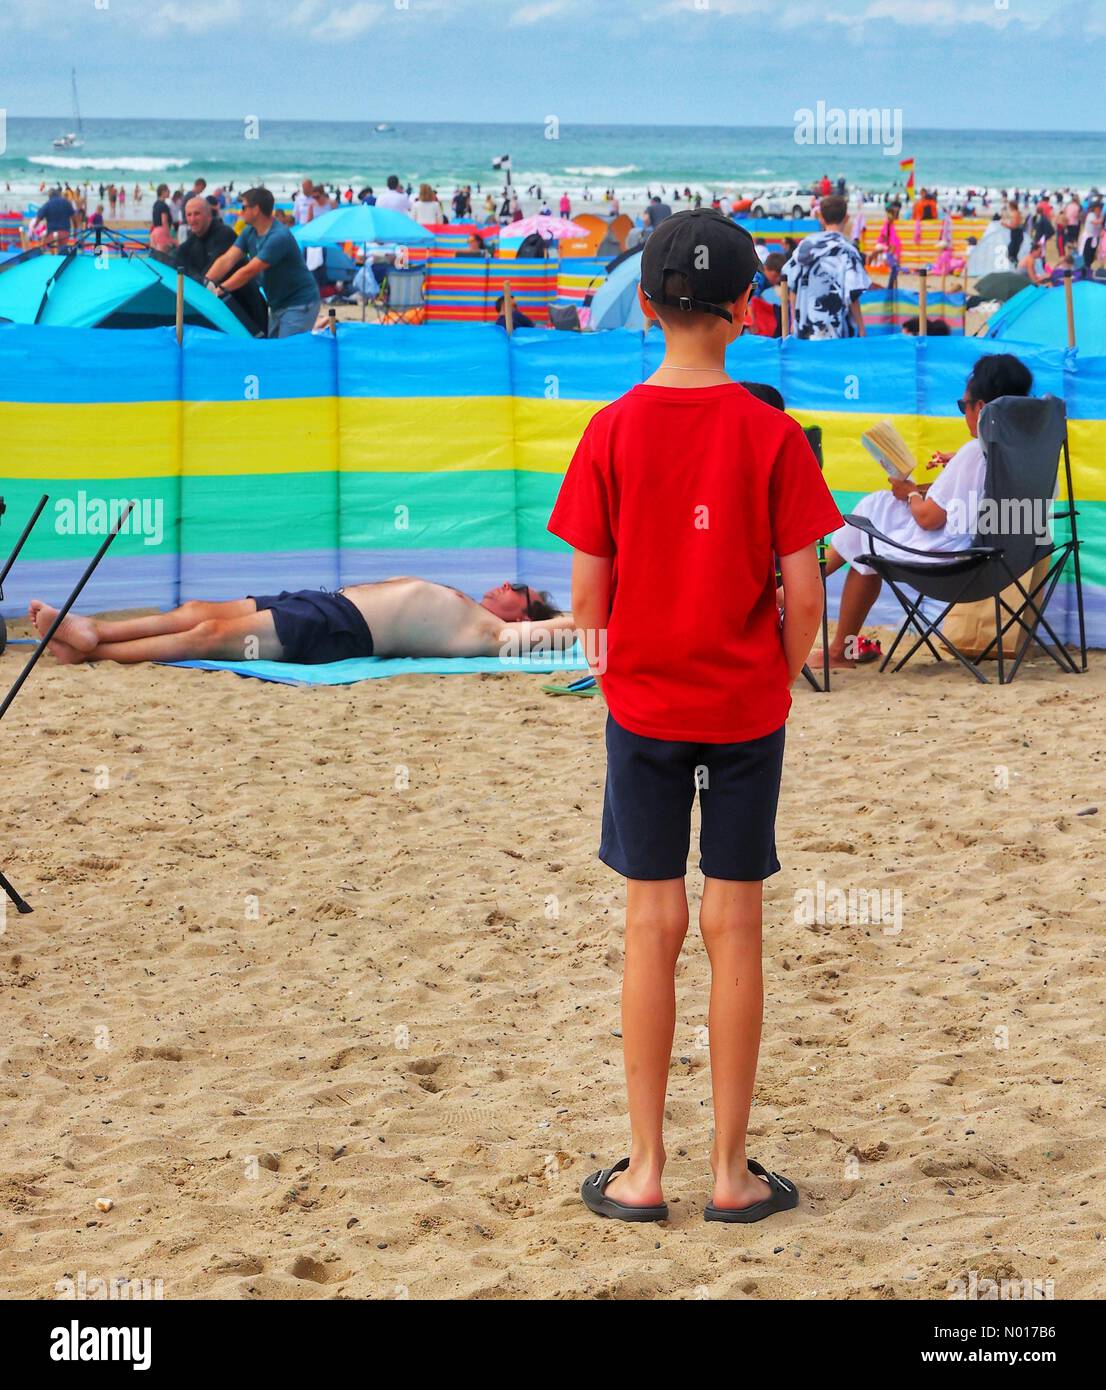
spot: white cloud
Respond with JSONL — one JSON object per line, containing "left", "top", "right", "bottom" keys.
{"left": 145, "top": 1, "right": 244, "bottom": 35}
{"left": 282, "top": 0, "right": 385, "bottom": 40}
{"left": 781, "top": 0, "right": 1051, "bottom": 30}
{"left": 509, "top": 1, "right": 579, "bottom": 25}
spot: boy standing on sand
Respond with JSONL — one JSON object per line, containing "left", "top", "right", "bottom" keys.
{"left": 548, "top": 209, "right": 842, "bottom": 1224}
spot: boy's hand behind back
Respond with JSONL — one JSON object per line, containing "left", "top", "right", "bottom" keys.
{"left": 778, "top": 545, "right": 825, "bottom": 684}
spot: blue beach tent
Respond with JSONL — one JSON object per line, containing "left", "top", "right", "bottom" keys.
{"left": 0, "top": 251, "right": 251, "bottom": 335}
{"left": 587, "top": 247, "right": 645, "bottom": 331}
{"left": 985, "top": 280, "right": 1106, "bottom": 356}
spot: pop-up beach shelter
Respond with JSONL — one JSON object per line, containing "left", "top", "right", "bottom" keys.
{"left": 587, "top": 247, "right": 645, "bottom": 331}
{"left": 985, "top": 280, "right": 1106, "bottom": 355}
{"left": 967, "top": 222, "right": 1014, "bottom": 278}
{"left": 0, "top": 251, "right": 251, "bottom": 335}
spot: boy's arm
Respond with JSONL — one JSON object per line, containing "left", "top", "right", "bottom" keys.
{"left": 571, "top": 550, "right": 613, "bottom": 691}
{"left": 778, "top": 544, "right": 825, "bottom": 684}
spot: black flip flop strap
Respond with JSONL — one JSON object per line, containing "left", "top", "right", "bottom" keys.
{"left": 588, "top": 1158, "right": 629, "bottom": 1195}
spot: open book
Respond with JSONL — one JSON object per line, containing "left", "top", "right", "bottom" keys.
{"left": 861, "top": 420, "right": 918, "bottom": 481}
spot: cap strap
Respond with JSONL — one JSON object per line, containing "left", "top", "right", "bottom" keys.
{"left": 644, "top": 288, "right": 734, "bottom": 324}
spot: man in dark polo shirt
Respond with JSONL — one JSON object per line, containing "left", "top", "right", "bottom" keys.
{"left": 175, "top": 195, "right": 267, "bottom": 335}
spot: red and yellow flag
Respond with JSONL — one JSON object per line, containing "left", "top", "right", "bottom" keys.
{"left": 900, "top": 157, "right": 916, "bottom": 195}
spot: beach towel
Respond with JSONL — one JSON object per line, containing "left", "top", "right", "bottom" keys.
{"left": 163, "top": 645, "right": 589, "bottom": 687}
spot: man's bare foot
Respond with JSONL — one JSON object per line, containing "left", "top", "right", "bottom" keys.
{"left": 30, "top": 602, "right": 99, "bottom": 653}
{"left": 43, "top": 635, "right": 87, "bottom": 665}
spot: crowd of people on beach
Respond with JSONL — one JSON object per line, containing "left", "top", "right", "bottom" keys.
{"left": 14, "top": 164, "right": 1106, "bottom": 344}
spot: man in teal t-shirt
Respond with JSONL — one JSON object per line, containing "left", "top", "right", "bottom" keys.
{"left": 205, "top": 186, "right": 321, "bottom": 337}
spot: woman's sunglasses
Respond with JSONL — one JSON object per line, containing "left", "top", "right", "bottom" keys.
{"left": 957, "top": 398, "right": 975, "bottom": 415}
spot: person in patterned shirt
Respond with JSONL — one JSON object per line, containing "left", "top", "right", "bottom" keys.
{"left": 782, "top": 195, "right": 871, "bottom": 339}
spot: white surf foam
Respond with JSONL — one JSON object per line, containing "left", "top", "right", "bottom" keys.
{"left": 28, "top": 155, "right": 193, "bottom": 172}
{"left": 564, "top": 165, "right": 640, "bottom": 178}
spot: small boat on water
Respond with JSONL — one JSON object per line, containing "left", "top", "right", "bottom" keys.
{"left": 374, "top": 123, "right": 395, "bottom": 134}
{"left": 53, "top": 69, "right": 84, "bottom": 150}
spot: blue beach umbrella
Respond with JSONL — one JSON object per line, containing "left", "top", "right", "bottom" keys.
{"left": 291, "top": 205, "right": 434, "bottom": 248}
{"left": 0, "top": 252, "right": 251, "bottom": 334}
{"left": 985, "top": 280, "right": 1106, "bottom": 355}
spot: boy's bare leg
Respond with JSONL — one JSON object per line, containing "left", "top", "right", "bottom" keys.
{"left": 606, "top": 878, "right": 688, "bottom": 1208}
{"left": 34, "top": 610, "right": 282, "bottom": 665}
{"left": 700, "top": 877, "right": 777, "bottom": 1210}
{"left": 28, "top": 598, "right": 258, "bottom": 654}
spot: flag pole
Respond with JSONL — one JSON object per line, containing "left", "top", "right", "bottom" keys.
{"left": 1064, "top": 269, "right": 1076, "bottom": 350}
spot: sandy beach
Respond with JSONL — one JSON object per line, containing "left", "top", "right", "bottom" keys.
{"left": 0, "top": 621, "right": 1101, "bottom": 1301}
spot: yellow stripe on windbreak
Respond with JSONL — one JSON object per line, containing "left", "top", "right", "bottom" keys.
{"left": 3, "top": 397, "right": 1105, "bottom": 500}
{"left": 0, "top": 400, "right": 181, "bottom": 480}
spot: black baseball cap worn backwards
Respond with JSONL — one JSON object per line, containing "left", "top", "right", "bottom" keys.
{"left": 640, "top": 208, "right": 760, "bottom": 325}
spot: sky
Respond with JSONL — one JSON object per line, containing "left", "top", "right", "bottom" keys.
{"left": 0, "top": 0, "right": 1102, "bottom": 130}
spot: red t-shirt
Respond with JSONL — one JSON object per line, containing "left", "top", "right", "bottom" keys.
{"left": 547, "top": 382, "right": 843, "bottom": 744}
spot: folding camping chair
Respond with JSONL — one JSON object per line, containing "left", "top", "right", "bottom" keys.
{"left": 549, "top": 302, "right": 582, "bottom": 331}
{"left": 800, "top": 425, "right": 831, "bottom": 694}
{"left": 378, "top": 267, "right": 426, "bottom": 325}
{"left": 845, "top": 394, "right": 1087, "bottom": 685}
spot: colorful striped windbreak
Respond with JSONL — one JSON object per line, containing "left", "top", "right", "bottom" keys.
{"left": 0, "top": 323, "right": 1100, "bottom": 646}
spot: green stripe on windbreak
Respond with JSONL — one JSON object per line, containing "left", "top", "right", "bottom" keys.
{"left": 180, "top": 473, "right": 339, "bottom": 554}
{"left": 338, "top": 471, "right": 520, "bottom": 549}
{"left": 0, "top": 480, "right": 181, "bottom": 561}
{"left": 525, "top": 480, "right": 1106, "bottom": 587}
{"left": 7, "top": 474, "right": 1104, "bottom": 587}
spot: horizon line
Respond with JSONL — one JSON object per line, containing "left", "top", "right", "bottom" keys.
{"left": 4, "top": 114, "right": 1106, "bottom": 139}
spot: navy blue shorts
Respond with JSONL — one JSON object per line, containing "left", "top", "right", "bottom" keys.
{"left": 250, "top": 590, "right": 374, "bottom": 664}
{"left": 600, "top": 714, "right": 786, "bottom": 882}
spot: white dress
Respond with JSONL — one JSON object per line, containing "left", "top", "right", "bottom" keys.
{"left": 831, "top": 437, "right": 986, "bottom": 576}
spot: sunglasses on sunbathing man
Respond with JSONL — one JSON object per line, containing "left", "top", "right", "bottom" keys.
{"left": 510, "top": 582, "right": 534, "bottom": 620}
{"left": 957, "top": 396, "right": 976, "bottom": 415}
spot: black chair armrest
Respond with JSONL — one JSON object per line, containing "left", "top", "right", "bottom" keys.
{"left": 842, "top": 512, "right": 999, "bottom": 560}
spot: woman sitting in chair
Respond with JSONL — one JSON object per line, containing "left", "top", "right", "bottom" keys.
{"left": 820, "top": 353, "right": 1034, "bottom": 667}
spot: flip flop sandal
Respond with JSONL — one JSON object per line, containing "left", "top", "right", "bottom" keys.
{"left": 703, "top": 1159, "right": 799, "bottom": 1224}
{"left": 580, "top": 1158, "right": 669, "bottom": 1223}
{"left": 542, "top": 676, "right": 598, "bottom": 697}
{"left": 853, "top": 635, "right": 883, "bottom": 665}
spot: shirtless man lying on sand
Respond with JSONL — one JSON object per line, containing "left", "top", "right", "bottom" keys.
{"left": 28, "top": 578, "right": 576, "bottom": 666}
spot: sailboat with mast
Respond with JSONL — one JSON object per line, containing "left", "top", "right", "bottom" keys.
{"left": 53, "top": 69, "right": 84, "bottom": 150}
